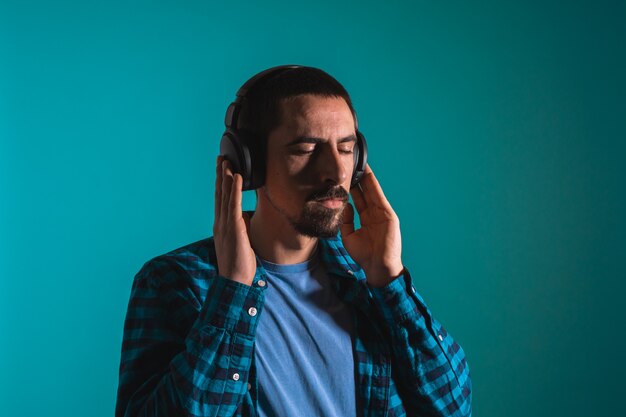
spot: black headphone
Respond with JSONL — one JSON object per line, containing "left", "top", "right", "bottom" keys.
{"left": 219, "top": 64, "right": 368, "bottom": 191}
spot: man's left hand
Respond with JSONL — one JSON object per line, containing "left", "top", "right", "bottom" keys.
{"left": 340, "top": 164, "right": 404, "bottom": 287}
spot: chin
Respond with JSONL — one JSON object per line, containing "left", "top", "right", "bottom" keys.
{"left": 291, "top": 202, "right": 344, "bottom": 238}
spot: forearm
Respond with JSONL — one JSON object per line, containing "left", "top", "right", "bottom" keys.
{"left": 116, "top": 259, "right": 263, "bottom": 417}
{"left": 123, "top": 325, "right": 254, "bottom": 417}
{"left": 369, "top": 268, "right": 472, "bottom": 417}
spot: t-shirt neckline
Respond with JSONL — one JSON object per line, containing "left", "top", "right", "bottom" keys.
{"left": 258, "top": 243, "right": 320, "bottom": 273}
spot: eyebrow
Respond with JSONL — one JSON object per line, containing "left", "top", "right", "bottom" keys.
{"left": 286, "top": 135, "right": 357, "bottom": 146}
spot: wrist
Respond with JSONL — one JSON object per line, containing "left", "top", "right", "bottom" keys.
{"left": 365, "top": 264, "right": 405, "bottom": 287}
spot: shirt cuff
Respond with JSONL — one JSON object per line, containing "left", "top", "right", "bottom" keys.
{"left": 369, "top": 267, "right": 425, "bottom": 324}
{"left": 193, "top": 275, "right": 265, "bottom": 336}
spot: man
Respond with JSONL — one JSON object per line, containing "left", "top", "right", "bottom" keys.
{"left": 115, "top": 65, "right": 472, "bottom": 417}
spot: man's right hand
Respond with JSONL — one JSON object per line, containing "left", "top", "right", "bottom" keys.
{"left": 213, "top": 155, "right": 256, "bottom": 286}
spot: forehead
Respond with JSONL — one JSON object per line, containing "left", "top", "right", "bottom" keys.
{"left": 276, "top": 94, "right": 355, "bottom": 137}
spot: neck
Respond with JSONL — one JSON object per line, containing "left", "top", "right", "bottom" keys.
{"left": 248, "top": 200, "right": 319, "bottom": 265}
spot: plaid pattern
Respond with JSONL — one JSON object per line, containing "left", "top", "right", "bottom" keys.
{"left": 116, "top": 232, "right": 472, "bottom": 417}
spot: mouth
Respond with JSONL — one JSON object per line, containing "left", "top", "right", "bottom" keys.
{"left": 315, "top": 198, "right": 346, "bottom": 209}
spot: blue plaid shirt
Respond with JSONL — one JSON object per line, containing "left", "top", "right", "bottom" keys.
{"left": 116, "top": 230, "right": 472, "bottom": 417}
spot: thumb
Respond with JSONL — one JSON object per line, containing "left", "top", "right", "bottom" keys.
{"left": 340, "top": 202, "right": 355, "bottom": 237}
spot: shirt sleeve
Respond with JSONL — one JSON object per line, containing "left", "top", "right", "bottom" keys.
{"left": 115, "top": 256, "right": 264, "bottom": 417}
{"left": 368, "top": 267, "right": 472, "bottom": 417}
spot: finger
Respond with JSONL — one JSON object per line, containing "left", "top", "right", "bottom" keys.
{"left": 242, "top": 210, "right": 251, "bottom": 234}
{"left": 350, "top": 183, "right": 368, "bottom": 214}
{"left": 339, "top": 202, "right": 355, "bottom": 238}
{"left": 221, "top": 160, "right": 233, "bottom": 227}
{"left": 214, "top": 155, "right": 223, "bottom": 229}
{"left": 359, "top": 163, "right": 391, "bottom": 209}
{"left": 229, "top": 172, "right": 243, "bottom": 227}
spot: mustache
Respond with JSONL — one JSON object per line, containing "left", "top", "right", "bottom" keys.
{"left": 308, "top": 186, "right": 349, "bottom": 202}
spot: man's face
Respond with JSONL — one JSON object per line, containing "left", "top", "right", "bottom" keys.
{"left": 259, "top": 94, "right": 356, "bottom": 238}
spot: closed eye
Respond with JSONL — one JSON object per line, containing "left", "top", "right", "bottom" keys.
{"left": 292, "top": 148, "right": 353, "bottom": 155}
{"left": 287, "top": 135, "right": 357, "bottom": 156}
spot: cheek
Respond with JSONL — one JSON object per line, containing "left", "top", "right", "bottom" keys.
{"left": 344, "top": 156, "right": 355, "bottom": 178}
{"left": 266, "top": 153, "right": 306, "bottom": 182}
{"left": 264, "top": 156, "right": 300, "bottom": 199}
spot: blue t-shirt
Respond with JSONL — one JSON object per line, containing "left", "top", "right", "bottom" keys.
{"left": 255, "top": 245, "right": 356, "bottom": 417}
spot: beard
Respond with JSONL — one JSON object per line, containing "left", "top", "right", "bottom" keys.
{"left": 260, "top": 185, "right": 349, "bottom": 238}
{"left": 290, "top": 200, "right": 346, "bottom": 238}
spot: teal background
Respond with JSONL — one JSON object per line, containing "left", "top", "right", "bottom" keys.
{"left": 1, "top": 1, "right": 624, "bottom": 416}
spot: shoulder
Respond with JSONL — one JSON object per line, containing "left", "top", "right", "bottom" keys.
{"left": 133, "top": 236, "right": 219, "bottom": 300}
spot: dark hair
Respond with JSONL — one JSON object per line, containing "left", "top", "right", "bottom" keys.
{"left": 236, "top": 66, "right": 357, "bottom": 140}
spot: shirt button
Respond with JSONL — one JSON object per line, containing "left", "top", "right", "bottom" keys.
{"left": 232, "top": 373, "right": 240, "bottom": 381}
{"left": 248, "top": 307, "right": 257, "bottom": 317}
{"left": 438, "top": 333, "right": 444, "bottom": 341}
{"left": 346, "top": 269, "right": 354, "bottom": 275}
{"left": 257, "top": 280, "right": 266, "bottom": 287}
{"left": 247, "top": 382, "right": 252, "bottom": 391}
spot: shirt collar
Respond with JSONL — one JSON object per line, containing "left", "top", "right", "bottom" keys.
{"left": 318, "top": 233, "right": 367, "bottom": 282}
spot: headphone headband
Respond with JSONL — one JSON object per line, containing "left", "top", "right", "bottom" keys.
{"left": 235, "top": 64, "right": 303, "bottom": 99}
{"left": 225, "top": 65, "right": 305, "bottom": 129}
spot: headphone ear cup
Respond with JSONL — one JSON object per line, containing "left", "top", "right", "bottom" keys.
{"left": 220, "top": 129, "right": 266, "bottom": 191}
{"left": 351, "top": 130, "right": 368, "bottom": 188}
{"left": 220, "top": 130, "right": 254, "bottom": 190}
{"left": 238, "top": 130, "right": 266, "bottom": 190}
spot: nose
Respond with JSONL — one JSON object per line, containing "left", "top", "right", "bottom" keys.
{"left": 316, "top": 144, "right": 350, "bottom": 186}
